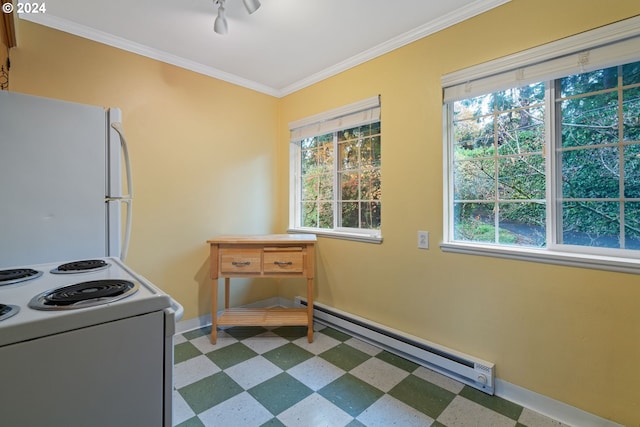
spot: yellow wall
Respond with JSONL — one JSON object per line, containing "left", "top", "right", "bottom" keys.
{"left": 6, "top": 0, "right": 640, "bottom": 424}
{"left": 9, "top": 20, "right": 281, "bottom": 321}
{"left": 278, "top": 1, "right": 640, "bottom": 425}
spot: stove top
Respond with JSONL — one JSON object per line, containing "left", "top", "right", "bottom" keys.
{"left": 0, "top": 258, "right": 111, "bottom": 286}
{"left": 0, "top": 257, "right": 173, "bottom": 347}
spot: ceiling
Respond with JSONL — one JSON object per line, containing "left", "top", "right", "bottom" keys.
{"left": 19, "top": 0, "right": 510, "bottom": 97}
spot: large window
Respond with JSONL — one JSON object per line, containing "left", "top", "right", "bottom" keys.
{"left": 443, "top": 18, "right": 640, "bottom": 272}
{"left": 289, "top": 96, "right": 382, "bottom": 242}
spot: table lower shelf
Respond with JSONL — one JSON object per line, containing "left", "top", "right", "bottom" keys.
{"left": 217, "top": 308, "right": 309, "bottom": 327}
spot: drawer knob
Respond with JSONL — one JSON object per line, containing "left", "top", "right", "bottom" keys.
{"left": 273, "top": 261, "right": 293, "bottom": 266}
{"left": 231, "top": 261, "right": 251, "bottom": 266}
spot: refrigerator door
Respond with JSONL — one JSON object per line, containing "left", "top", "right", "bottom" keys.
{"left": 0, "top": 91, "right": 111, "bottom": 267}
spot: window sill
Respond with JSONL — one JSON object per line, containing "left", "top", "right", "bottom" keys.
{"left": 440, "top": 241, "right": 640, "bottom": 275}
{"left": 288, "top": 228, "right": 383, "bottom": 244}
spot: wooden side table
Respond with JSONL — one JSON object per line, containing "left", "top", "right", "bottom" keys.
{"left": 206, "top": 234, "right": 316, "bottom": 344}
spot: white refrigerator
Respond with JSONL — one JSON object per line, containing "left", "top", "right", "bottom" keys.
{"left": 0, "top": 91, "right": 132, "bottom": 268}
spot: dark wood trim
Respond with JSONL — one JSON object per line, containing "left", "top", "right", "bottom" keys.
{"left": 1, "top": 0, "right": 16, "bottom": 48}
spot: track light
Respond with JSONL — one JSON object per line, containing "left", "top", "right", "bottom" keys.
{"left": 214, "top": 0, "right": 228, "bottom": 34}
{"left": 213, "top": 0, "right": 261, "bottom": 35}
{"left": 243, "top": 0, "right": 261, "bottom": 14}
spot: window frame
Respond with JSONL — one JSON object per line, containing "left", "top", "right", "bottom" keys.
{"left": 288, "top": 97, "right": 383, "bottom": 243}
{"left": 441, "top": 16, "right": 640, "bottom": 274}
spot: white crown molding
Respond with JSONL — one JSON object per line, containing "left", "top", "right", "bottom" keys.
{"left": 278, "top": 0, "right": 512, "bottom": 96}
{"left": 20, "top": 0, "right": 511, "bottom": 98}
{"left": 441, "top": 14, "right": 640, "bottom": 88}
{"left": 19, "top": 13, "right": 281, "bottom": 97}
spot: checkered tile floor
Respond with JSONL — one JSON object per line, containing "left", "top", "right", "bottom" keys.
{"left": 173, "top": 324, "right": 568, "bottom": 427}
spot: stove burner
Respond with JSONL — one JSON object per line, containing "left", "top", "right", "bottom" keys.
{"left": 0, "top": 268, "right": 43, "bottom": 286}
{"left": 28, "top": 279, "right": 139, "bottom": 310}
{"left": 0, "top": 304, "right": 20, "bottom": 321}
{"left": 50, "top": 259, "right": 110, "bottom": 274}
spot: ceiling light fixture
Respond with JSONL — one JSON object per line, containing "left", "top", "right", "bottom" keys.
{"left": 213, "top": 0, "right": 261, "bottom": 35}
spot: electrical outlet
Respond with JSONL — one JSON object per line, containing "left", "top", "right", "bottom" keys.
{"left": 418, "top": 231, "right": 429, "bottom": 249}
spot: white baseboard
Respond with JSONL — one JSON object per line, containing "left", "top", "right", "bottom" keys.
{"left": 175, "top": 313, "right": 210, "bottom": 334}
{"left": 495, "top": 380, "right": 622, "bottom": 427}
{"left": 176, "top": 297, "right": 622, "bottom": 427}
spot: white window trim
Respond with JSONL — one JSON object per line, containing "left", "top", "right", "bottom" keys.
{"left": 288, "top": 96, "right": 382, "bottom": 243}
{"left": 442, "top": 16, "right": 640, "bottom": 102}
{"left": 289, "top": 96, "right": 381, "bottom": 141}
{"left": 288, "top": 227, "right": 383, "bottom": 244}
{"left": 441, "top": 16, "right": 640, "bottom": 274}
{"left": 439, "top": 241, "right": 640, "bottom": 275}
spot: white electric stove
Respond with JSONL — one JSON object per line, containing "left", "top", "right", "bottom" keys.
{"left": 0, "top": 257, "right": 183, "bottom": 427}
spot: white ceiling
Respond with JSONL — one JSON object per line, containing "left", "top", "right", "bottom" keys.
{"left": 19, "top": 0, "right": 510, "bottom": 97}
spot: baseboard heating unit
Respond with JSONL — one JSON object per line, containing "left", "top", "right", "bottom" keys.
{"left": 294, "top": 297, "right": 495, "bottom": 395}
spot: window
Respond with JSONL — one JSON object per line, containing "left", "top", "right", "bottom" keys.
{"left": 451, "top": 83, "right": 547, "bottom": 247}
{"left": 556, "top": 65, "right": 640, "bottom": 250}
{"left": 289, "top": 96, "right": 382, "bottom": 242}
{"left": 442, "top": 17, "right": 640, "bottom": 272}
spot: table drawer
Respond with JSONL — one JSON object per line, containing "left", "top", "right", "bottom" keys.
{"left": 220, "top": 249, "right": 262, "bottom": 274}
{"left": 263, "top": 252, "right": 304, "bottom": 273}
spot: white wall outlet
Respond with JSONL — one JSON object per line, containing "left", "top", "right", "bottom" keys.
{"left": 418, "top": 231, "right": 429, "bottom": 249}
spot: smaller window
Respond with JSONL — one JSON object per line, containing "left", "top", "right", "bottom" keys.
{"left": 289, "top": 96, "right": 382, "bottom": 242}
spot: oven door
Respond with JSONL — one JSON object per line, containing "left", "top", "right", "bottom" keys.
{"left": 0, "top": 311, "right": 167, "bottom": 427}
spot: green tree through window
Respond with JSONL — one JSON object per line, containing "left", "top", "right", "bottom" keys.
{"left": 450, "top": 60, "right": 640, "bottom": 251}
{"left": 299, "top": 122, "right": 381, "bottom": 231}
{"left": 290, "top": 97, "right": 381, "bottom": 240}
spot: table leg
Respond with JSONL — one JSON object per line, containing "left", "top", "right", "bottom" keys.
{"left": 225, "top": 277, "right": 230, "bottom": 309}
{"left": 307, "top": 277, "right": 314, "bottom": 343}
{"left": 210, "top": 277, "right": 218, "bottom": 344}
